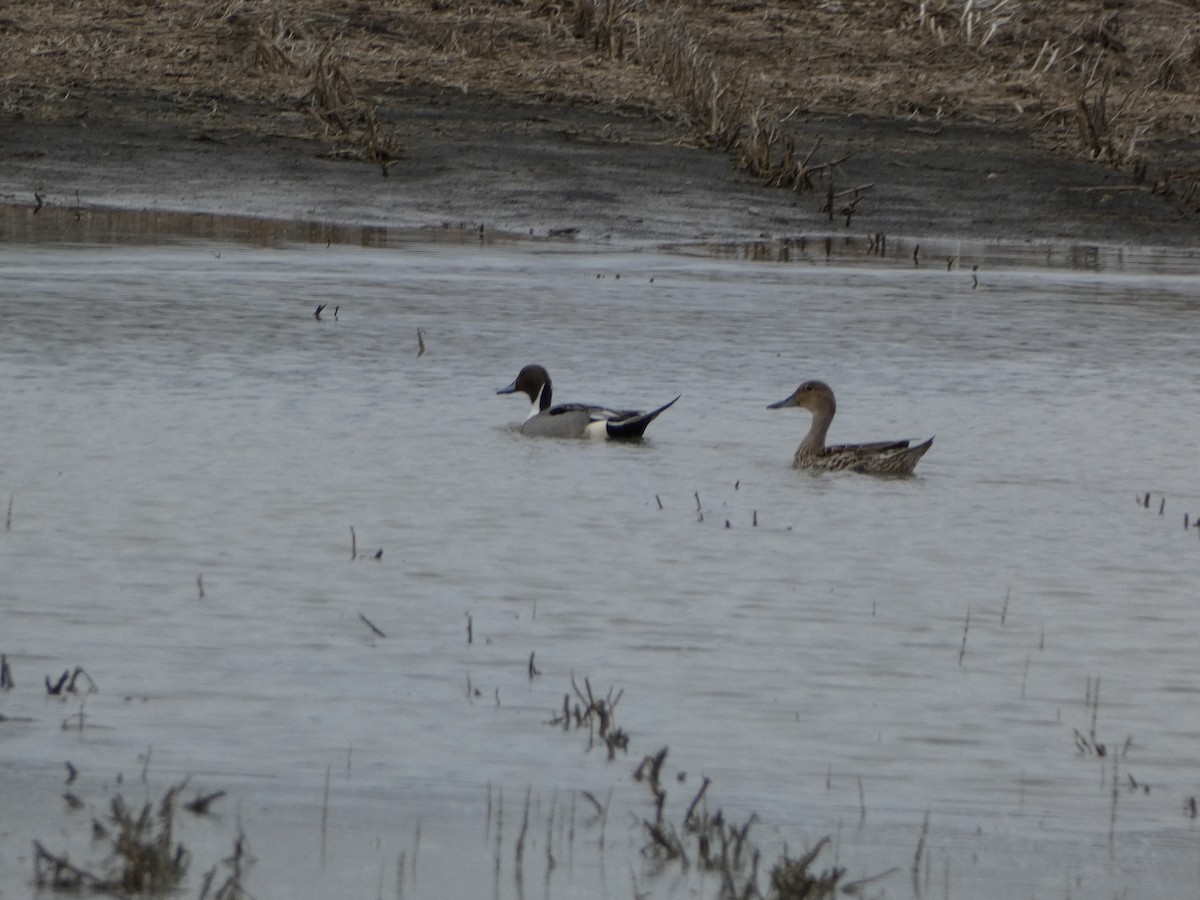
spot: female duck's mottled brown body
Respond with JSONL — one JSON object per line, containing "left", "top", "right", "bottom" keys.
{"left": 768, "top": 380, "right": 932, "bottom": 475}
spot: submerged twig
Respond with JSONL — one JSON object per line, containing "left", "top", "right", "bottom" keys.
{"left": 358, "top": 613, "right": 386, "bottom": 638}
{"left": 958, "top": 605, "right": 971, "bottom": 666}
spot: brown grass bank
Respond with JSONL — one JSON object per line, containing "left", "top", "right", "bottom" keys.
{"left": 2, "top": 1, "right": 1198, "bottom": 242}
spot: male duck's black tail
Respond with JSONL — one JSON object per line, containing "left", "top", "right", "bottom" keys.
{"left": 604, "top": 395, "right": 680, "bottom": 440}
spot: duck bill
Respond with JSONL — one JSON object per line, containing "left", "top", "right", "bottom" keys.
{"left": 767, "top": 395, "right": 798, "bottom": 409}
{"left": 497, "top": 381, "right": 518, "bottom": 395}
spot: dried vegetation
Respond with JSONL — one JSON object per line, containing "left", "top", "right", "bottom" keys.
{"left": 547, "top": 677, "right": 850, "bottom": 898}
{"left": 34, "top": 785, "right": 190, "bottom": 894}
{"left": 1, "top": 1, "right": 1198, "bottom": 205}
{"left": 33, "top": 780, "right": 248, "bottom": 898}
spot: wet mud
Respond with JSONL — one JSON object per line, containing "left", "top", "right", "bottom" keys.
{"left": 2, "top": 90, "right": 1197, "bottom": 248}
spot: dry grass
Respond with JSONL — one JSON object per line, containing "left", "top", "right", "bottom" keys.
{"left": 574, "top": 0, "right": 1200, "bottom": 204}
{"left": 34, "top": 784, "right": 188, "bottom": 893}
{"left": 2, "top": 1, "right": 1198, "bottom": 204}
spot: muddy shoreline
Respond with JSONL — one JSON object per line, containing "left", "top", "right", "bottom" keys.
{"left": 2, "top": 89, "right": 1198, "bottom": 249}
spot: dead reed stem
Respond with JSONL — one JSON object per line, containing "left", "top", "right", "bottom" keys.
{"left": 958, "top": 604, "right": 971, "bottom": 666}
{"left": 545, "top": 790, "right": 557, "bottom": 873}
{"left": 911, "top": 811, "right": 930, "bottom": 896}
{"left": 320, "top": 764, "right": 331, "bottom": 864}
{"left": 411, "top": 821, "right": 421, "bottom": 886}
{"left": 358, "top": 612, "right": 386, "bottom": 637}
{"left": 514, "top": 786, "right": 531, "bottom": 884}
{"left": 1108, "top": 752, "right": 1119, "bottom": 854}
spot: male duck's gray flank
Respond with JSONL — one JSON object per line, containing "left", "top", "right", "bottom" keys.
{"left": 498, "top": 364, "right": 679, "bottom": 440}
{"left": 768, "top": 380, "right": 932, "bottom": 475}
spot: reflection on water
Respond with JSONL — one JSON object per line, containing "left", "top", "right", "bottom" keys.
{"left": 0, "top": 202, "right": 498, "bottom": 251}
{"left": 2, "top": 230, "right": 1199, "bottom": 898}
{"left": 7, "top": 200, "right": 1200, "bottom": 274}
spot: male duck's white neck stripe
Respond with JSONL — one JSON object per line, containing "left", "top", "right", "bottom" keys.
{"left": 525, "top": 384, "right": 546, "bottom": 421}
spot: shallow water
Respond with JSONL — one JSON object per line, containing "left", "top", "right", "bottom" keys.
{"left": 2, "top": 231, "right": 1200, "bottom": 898}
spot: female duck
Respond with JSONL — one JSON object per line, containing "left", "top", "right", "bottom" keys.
{"left": 499, "top": 364, "right": 679, "bottom": 440}
{"left": 768, "top": 380, "right": 932, "bottom": 474}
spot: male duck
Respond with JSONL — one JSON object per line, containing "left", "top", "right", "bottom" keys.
{"left": 498, "top": 364, "right": 679, "bottom": 440}
{"left": 768, "top": 380, "right": 932, "bottom": 475}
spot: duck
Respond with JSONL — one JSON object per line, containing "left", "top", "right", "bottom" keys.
{"left": 767, "top": 380, "right": 932, "bottom": 474}
{"left": 498, "top": 364, "right": 679, "bottom": 440}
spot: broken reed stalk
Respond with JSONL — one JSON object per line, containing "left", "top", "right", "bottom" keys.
{"left": 493, "top": 788, "right": 504, "bottom": 871}
{"left": 358, "top": 612, "right": 386, "bottom": 637}
{"left": 545, "top": 790, "right": 557, "bottom": 872}
{"left": 911, "top": 811, "right": 930, "bottom": 896}
{"left": 514, "top": 786, "right": 531, "bottom": 876}
{"left": 682, "top": 775, "right": 711, "bottom": 827}
{"left": 1088, "top": 674, "right": 1101, "bottom": 746}
{"left": 1074, "top": 675, "right": 1109, "bottom": 756}
{"left": 411, "top": 821, "right": 421, "bottom": 886}
{"left": 1108, "top": 752, "right": 1119, "bottom": 854}
{"left": 596, "top": 788, "right": 612, "bottom": 852}
{"left": 320, "top": 764, "right": 331, "bottom": 864}
{"left": 485, "top": 782, "right": 493, "bottom": 843}
{"left": 633, "top": 746, "right": 669, "bottom": 824}
{"left": 958, "top": 604, "right": 971, "bottom": 666}
{"left": 567, "top": 791, "right": 577, "bottom": 868}
{"left": 183, "top": 790, "right": 226, "bottom": 815}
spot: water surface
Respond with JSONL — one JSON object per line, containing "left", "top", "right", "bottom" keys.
{"left": 2, "top": 234, "right": 1199, "bottom": 897}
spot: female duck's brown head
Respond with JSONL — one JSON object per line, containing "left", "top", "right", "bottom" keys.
{"left": 767, "top": 380, "right": 836, "bottom": 416}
